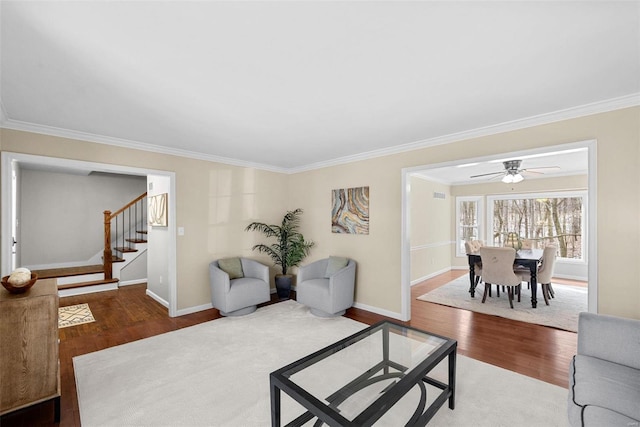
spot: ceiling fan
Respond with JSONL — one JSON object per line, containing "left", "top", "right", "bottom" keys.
{"left": 470, "top": 160, "right": 560, "bottom": 183}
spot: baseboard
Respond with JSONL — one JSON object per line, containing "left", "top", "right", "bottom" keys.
{"left": 553, "top": 273, "right": 588, "bottom": 282}
{"left": 171, "top": 290, "right": 279, "bottom": 317}
{"left": 410, "top": 266, "right": 452, "bottom": 286}
{"left": 145, "top": 289, "right": 169, "bottom": 308}
{"left": 58, "top": 282, "right": 118, "bottom": 298}
{"left": 351, "top": 301, "right": 402, "bottom": 321}
{"left": 119, "top": 279, "right": 147, "bottom": 287}
{"left": 175, "top": 302, "right": 214, "bottom": 317}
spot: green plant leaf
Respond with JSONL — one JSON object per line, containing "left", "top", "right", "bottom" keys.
{"left": 245, "top": 209, "right": 314, "bottom": 275}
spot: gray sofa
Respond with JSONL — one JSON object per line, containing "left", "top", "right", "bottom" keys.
{"left": 568, "top": 312, "right": 640, "bottom": 426}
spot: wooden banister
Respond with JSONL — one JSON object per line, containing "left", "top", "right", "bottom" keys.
{"left": 106, "top": 192, "right": 148, "bottom": 220}
{"left": 103, "top": 210, "right": 113, "bottom": 279}
{"left": 103, "top": 192, "right": 148, "bottom": 280}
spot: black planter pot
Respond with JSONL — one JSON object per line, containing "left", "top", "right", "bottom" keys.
{"left": 275, "top": 274, "right": 293, "bottom": 300}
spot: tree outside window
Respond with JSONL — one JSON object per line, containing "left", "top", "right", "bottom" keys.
{"left": 456, "top": 196, "right": 482, "bottom": 256}
{"left": 489, "top": 192, "right": 585, "bottom": 259}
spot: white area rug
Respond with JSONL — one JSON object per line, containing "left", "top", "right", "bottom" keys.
{"left": 74, "top": 300, "right": 569, "bottom": 426}
{"left": 417, "top": 276, "right": 587, "bottom": 332}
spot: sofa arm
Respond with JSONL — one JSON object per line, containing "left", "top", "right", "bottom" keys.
{"left": 578, "top": 312, "right": 640, "bottom": 370}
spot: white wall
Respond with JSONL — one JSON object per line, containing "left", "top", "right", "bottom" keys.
{"left": 147, "top": 174, "right": 171, "bottom": 305}
{"left": 19, "top": 168, "right": 146, "bottom": 268}
{"left": 120, "top": 251, "right": 147, "bottom": 285}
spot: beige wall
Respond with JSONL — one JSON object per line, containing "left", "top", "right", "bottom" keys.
{"left": 409, "top": 176, "right": 452, "bottom": 283}
{"left": 0, "top": 129, "right": 288, "bottom": 312}
{"left": 288, "top": 107, "right": 640, "bottom": 319}
{"left": 1, "top": 105, "right": 639, "bottom": 319}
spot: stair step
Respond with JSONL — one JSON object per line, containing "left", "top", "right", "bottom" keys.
{"left": 57, "top": 278, "right": 119, "bottom": 290}
{"left": 136, "top": 230, "right": 148, "bottom": 234}
{"left": 114, "top": 246, "right": 138, "bottom": 253}
{"left": 112, "top": 256, "right": 125, "bottom": 263}
{"left": 125, "top": 238, "right": 147, "bottom": 244}
{"left": 32, "top": 265, "right": 104, "bottom": 280}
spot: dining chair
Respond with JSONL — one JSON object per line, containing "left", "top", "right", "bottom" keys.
{"left": 465, "top": 240, "right": 484, "bottom": 293}
{"left": 480, "top": 246, "right": 524, "bottom": 309}
{"left": 519, "top": 245, "right": 557, "bottom": 305}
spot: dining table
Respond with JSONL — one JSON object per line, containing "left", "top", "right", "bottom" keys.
{"left": 467, "top": 248, "right": 544, "bottom": 308}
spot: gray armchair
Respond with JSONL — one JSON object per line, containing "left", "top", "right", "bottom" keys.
{"left": 209, "top": 258, "right": 270, "bottom": 316}
{"left": 296, "top": 257, "right": 356, "bottom": 317}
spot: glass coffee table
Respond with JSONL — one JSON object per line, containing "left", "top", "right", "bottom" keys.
{"left": 270, "top": 321, "right": 457, "bottom": 426}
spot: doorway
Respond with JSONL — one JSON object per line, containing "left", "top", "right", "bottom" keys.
{"left": 400, "top": 139, "right": 598, "bottom": 321}
{"left": 1, "top": 152, "right": 178, "bottom": 317}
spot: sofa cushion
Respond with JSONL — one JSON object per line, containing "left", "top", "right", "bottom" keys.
{"left": 570, "top": 355, "right": 640, "bottom": 422}
{"left": 325, "top": 256, "right": 348, "bottom": 278}
{"left": 218, "top": 257, "right": 244, "bottom": 279}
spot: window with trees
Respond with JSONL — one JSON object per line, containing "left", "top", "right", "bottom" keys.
{"left": 487, "top": 191, "right": 586, "bottom": 260}
{"left": 455, "top": 196, "right": 482, "bottom": 256}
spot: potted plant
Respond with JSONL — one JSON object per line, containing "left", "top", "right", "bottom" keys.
{"left": 245, "top": 208, "right": 315, "bottom": 299}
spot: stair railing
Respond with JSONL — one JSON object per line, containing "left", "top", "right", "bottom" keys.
{"left": 103, "top": 192, "right": 148, "bottom": 279}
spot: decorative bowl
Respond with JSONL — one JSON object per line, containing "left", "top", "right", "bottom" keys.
{"left": 1, "top": 273, "right": 38, "bottom": 294}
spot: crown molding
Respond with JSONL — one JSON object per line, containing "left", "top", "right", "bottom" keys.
{"left": 1, "top": 93, "right": 638, "bottom": 174}
{"left": 0, "top": 100, "right": 7, "bottom": 124}
{"left": 0, "top": 119, "right": 288, "bottom": 174}
{"left": 289, "top": 93, "right": 640, "bottom": 173}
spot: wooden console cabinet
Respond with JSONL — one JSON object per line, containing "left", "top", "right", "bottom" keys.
{"left": 0, "top": 279, "right": 60, "bottom": 421}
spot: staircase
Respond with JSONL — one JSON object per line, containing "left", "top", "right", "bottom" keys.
{"left": 32, "top": 193, "right": 148, "bottom": 297}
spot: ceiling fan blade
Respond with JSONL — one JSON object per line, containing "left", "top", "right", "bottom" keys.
{"left": 521, "top": 170, "right": 544, "bottom": 176}
{"left": 522, "top": 166, "right": 561, "bottom": 172}
{"left": 470, "top": 171, "right": 504, "bottom": 178}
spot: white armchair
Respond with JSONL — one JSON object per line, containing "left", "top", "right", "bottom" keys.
{"left": 209, "top": 258, "right": 270, "bottom": 316}
{"left": 296, "top": 257, "right": 356, "bottom": 317}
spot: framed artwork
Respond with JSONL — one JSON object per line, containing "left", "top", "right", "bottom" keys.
{"left": 331, "top": 186, "right": 369, "bottom": 234}
{"left": 149, "top": 193, "right": 168, "bottom": 227}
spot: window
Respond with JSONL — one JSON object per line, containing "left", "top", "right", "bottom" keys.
{"left": 455, "top": 196, "right": 483, "bottom": 256}
{"left": 487, "top": 191, "right": 586, "bottom": 260}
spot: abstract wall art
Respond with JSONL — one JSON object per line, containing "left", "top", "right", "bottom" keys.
{"left": 148, "top": 193, "right": 168, "bottom": 227}
{"left": 331, "top": 186, "right": 369, "bottom": 234}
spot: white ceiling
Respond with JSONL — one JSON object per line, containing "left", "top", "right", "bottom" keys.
{"left": 413, "top": 147, "right": 589, "bottom": 185}
{"left": 1, "top": 1, "right": 639, "bottom": 173}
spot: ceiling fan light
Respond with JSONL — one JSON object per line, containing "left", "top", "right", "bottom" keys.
{"left": 512, "top": 173, "right": 524, "bottom": 183}
{"left": 502, "top": 174, "right": 514, "bottom": 184}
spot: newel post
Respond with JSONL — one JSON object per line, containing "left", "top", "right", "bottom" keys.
{"left": 103, "top": 210, "right": 113, "bottom": 280}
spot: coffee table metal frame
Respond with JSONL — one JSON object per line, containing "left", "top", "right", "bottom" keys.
{"left": 270, "top": 320, "right": 457, "bottom": 427}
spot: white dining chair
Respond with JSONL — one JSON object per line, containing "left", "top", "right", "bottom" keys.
{"left": 480, "top": 246, "right": 524, "bottom": 309}
{"left": 519, "top": 245, "right": 558, "bottom": 305}
{"left": 465, "top": 240, "right": 484, "bottom": 293}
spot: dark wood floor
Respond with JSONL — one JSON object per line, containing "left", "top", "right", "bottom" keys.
{"left": 2, "top": 270, "right": 578, "bottom": 426}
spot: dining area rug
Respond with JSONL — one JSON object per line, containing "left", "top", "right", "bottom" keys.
{"left": 417, "top": 275, "right": 587, "bottom": 332}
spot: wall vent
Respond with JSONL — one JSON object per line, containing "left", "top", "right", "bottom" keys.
{"left": 433, "top": 192, "right": 446, "bottom": 200}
